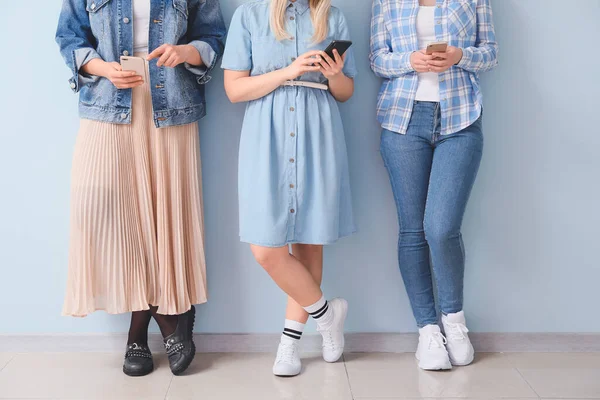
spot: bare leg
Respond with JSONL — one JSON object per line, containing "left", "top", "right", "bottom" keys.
{"left": 286, "top": 244, "right": 324, "bottom": 323}
{"left": 250, "top": 245, "right": 323, "bottom": 307}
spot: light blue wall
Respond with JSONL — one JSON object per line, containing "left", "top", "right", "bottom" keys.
{"left": 1, "top": 0, "right": 599, "bottom": 334}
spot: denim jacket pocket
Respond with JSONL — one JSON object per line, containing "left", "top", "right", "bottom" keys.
{"left": 447, "top": 0, "right": 476, "bottom": 38}
{"left": 173, "top": 0, "right": 189, "bottom": 18}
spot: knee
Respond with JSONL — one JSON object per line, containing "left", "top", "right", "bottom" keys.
{"left": 250, "top": 246, "right": 286, "bottom": 273}
{"left": 424, "top": 222, "right": 460, "bottom": 247}
{"left": 293, "top": 244, "right": 322, "bottom": 260}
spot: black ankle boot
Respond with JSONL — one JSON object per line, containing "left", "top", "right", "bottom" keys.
{"left": 164, "top": 305, "right": 196, "bottom": 375}
{"left": 123, "top": 343, "right": 154, "bottom": 377}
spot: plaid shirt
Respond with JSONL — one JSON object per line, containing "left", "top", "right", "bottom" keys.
{"left": 370, "top": 0, "right": 498, "bottom": 135}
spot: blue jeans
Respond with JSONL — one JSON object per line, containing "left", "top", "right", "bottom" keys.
{"left": 380, "top": 101, "right": 483, "bottom": 328}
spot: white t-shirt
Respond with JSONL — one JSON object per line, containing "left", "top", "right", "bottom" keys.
{"left": 415, "top": 6, "right": 440, "bottom": 102}
{"left": 133, "top": 0, "right": 151, "bottom": 53}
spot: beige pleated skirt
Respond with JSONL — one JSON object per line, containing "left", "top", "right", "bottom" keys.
{"left": 63, "top": 69, "right": 207, "bottom": 317}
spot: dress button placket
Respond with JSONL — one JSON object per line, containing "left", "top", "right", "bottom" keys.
{"left": 286, "top": 3, "right": 299, "bottom": 242}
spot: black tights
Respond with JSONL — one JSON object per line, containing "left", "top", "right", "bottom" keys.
{"left": 127, "top": 306, "right": 179, "bottom": 345}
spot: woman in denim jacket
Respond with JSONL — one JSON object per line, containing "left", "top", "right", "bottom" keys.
{"left": 370, "top": 0, "right": 498, "bottom": 370}
{"left": 56, "top": 0, "right": 225, "bottom": 376}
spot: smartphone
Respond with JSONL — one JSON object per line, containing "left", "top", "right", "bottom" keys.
{"left": 426, "top": 41, "right": 448, "bottom": 56}
{"left": 120, "top": 56, "right": 147, "bottom": 81}
{"left": 323, "top": 40, "right": 353, "bottom": 59}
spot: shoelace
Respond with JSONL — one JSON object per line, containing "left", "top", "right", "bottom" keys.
{"left": 317, "top": 327, "right": 338, "bottom": 351}
{"left": 276, "top": 342, "right": 298, "bottom": 364}
{"left": 445, "top": 322, "right": 469, "bottom": 341}
{"left": 428, "top": 332, "right": 448, "bottom": 350}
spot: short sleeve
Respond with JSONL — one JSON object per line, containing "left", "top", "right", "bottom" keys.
{"left": 336, "top": 11, "right": 357, "bottom": 79}
{"left": 221, "top": 5, "right": 252, "bottom": 71}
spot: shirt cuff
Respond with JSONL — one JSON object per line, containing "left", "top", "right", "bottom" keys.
{"left": 456, "top": 47, "right": 474, "bottom": 70}
{"left": 185, "top": 40, "right": 217, "bottom": 84}
{"left": 69, "top": 47, "right": 102, "bottom": 93}
{"left": 402, "top": 52, "right": 414, "bottom": 74}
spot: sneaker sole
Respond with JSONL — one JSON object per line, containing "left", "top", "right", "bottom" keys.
{"left": 273, "top": 369, "right": 301, "bottom": 377}
{"left": 171, "top": 305, "right": 197, "bottom": 376}
{"left": 448, "top": 352, "right": 475, "bottom": 367}
{"left": 415, "top": 353, "right": 452, "bottom": 371}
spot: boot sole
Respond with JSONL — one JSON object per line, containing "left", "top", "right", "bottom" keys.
{"left": 171, "top": 305, "right": 197, "bottom": 376}
{"left": 123, "top": 365, "right": 154, "bottom": 377}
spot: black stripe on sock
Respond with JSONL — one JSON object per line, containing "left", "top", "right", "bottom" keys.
{"left": 309, "top": 301, "right": 328, "bottom": 317}
{"left": 283, "top": 331, "right": 301, "bottom": 340}
{"left": 284, "top": 328, "right": 303, "bottom": 336}
{"left": 312, "top": 303, "right": 329, "bottom": 319}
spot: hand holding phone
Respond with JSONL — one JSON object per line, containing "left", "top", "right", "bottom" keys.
{"left": 426, "top": 41, "right": 448, "bottom": 60}
{"left": 120, "top": 56, "right": 148, "bottom": 81}
{"left": 323, "top": 40, "right": 353, "bottom": 60}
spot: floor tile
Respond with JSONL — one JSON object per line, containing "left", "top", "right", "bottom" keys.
{"left": 508, "top": 353, "right": 600, "bottom": 399}
{"left": 506, "top": 352, "right": 600, "bottom": 369}
{"left": 0, "top": 352, "right": 172, "bottom": 399}
{"left": 0, "top": 354, "right": 15, "bottom": 371}
{"left": 166, "top": 353, "right": 352, "bottom": 400}
{"left": 345, "top": 353, "right": 538, "bottom": 399}
{"left": 519, "top": 368, "right": 600, "bottom": 399}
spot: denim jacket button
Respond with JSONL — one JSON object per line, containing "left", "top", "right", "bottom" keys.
{"left": 90, "top": 3, "right": 96, "bottom": 10}
{"left": 70, "top": 82, "right": 76, "bottom": 89}
{"left": 123, "top": 50, "right": 129, "bottom": 56}
{"left": 121, "top": 113, "right": 127, "bottom": 119}
{"left": 123, "top": 17, "right": 130, "bottom": 24}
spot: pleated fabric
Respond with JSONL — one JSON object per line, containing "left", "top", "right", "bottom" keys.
{"left": 63, "top": 64, "right": 207, "bottom": 317}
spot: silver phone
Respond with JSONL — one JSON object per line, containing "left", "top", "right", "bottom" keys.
{"left": 120, "top": 56, "right": 147, "bottom": 81}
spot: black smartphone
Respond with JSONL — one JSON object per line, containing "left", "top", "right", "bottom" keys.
{"left": 323, "top": 40, "right": 353, "bottom": 59}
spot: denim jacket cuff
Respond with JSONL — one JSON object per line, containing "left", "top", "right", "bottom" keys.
{"left": 69, "top": 47, "right": 102, "bottom": 93}
{"left": 185, "top": 40, "right": 217, "bottom": 84}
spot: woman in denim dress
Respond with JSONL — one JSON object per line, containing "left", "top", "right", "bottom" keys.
{"left": 222, "top": 0, "right": 357, "bottom": 377}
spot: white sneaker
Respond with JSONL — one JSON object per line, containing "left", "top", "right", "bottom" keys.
{"left": 442, "top": 311, "right": 475, "bottom": 366}
{"left": 273, "top": 337, "right": 302, "bottom": 377}
{"left": 317, "top": 298, "right": 348, "bottom": 363}
{"left": 415, "top": 324, "right": 452, "bottom": 370}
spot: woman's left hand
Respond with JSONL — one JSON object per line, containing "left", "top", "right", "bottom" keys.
{"left": 147, "top": 44, "right": 198, "bottom": 68}
{"left": 317, "top": 49, "right": 345, "bottom": 80}
{"left": 427, "top": 46, "right": 463, "bottom": 73}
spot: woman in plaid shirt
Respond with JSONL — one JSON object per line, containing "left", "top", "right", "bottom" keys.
{"left": 370, "top": 0, "right": 498, "bottom": 370}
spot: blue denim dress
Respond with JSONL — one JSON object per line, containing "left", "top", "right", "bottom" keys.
{"left": 221, "top": 0, "right": 357, "bottom": 247}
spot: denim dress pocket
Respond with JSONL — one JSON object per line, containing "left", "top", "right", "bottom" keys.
{"left": 447, "top": 0, "right": 477, "bottom": 39}
{"left": 251, "top": 36, "right": 284, "bottom": 74}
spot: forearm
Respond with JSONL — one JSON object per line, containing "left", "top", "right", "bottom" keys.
{"left": 328, "top": 74, "right": 353, "bottom": 103}
{"left": 456, "top": 44, "right": 498, "bottom": 73}
{"left": 80, "top": 58, "right": 108, "bottom": 78}
{"left": 181, "top": 44, "right": 204, "bottom": 67}
{"left": 370, "top": 50, "right": 414, "bottom": 79}
{"left": 226, "top": 69, "right": 290, "bottom": 103}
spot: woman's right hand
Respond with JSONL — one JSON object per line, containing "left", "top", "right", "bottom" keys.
{"left": 410, "top": 51, "right": 434, "bottom": 73}
{"left": 101, "top": 62, "right": 144, "bottom": 89}
{"left": 283, "top": 50, "right": 322, "bottom": 80}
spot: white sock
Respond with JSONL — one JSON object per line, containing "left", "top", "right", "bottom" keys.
{"left": 303, "top": 295, "right": 334, "bottom": 329}
{"left": 281, "top": 319, "right": 305, "bottom": 342}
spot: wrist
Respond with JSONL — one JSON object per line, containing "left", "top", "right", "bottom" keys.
{"left": 280, "top": 66, "right": 295, "bottom": 81}
{"left": 328, "top": 72, "right": 344, "bottom": 83}
{"left": 454, "top": 48, "right": 464, "bottom": 65}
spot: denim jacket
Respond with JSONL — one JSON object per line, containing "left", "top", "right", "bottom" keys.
{"left": 56, "top": 0, "right": 226, "bottom": 127}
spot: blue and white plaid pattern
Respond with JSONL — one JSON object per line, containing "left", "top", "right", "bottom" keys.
{"left": 370, "top": 0, "right": 498, "bottom": 135}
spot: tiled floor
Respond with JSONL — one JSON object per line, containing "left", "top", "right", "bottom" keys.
{"left": 0, "top": 352, "right": 598, "bottom": 399}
